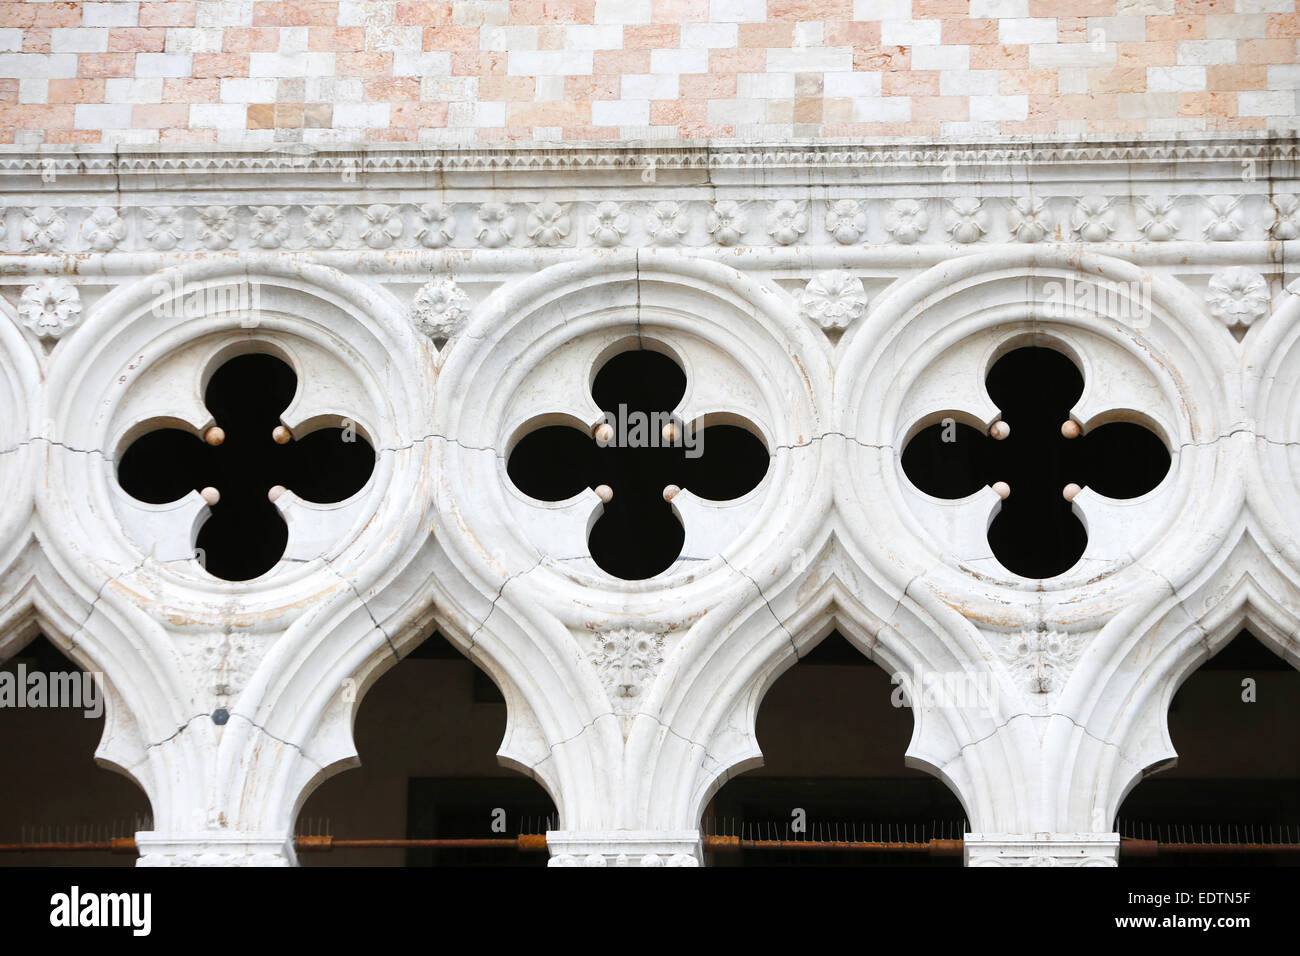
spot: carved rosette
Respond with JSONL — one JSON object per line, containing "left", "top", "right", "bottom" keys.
{"left": 945, "top": 197, "right": 988, "bottom": 244}
{"left": 475, "top": 201, "right": 515, "bottom": 247}
{"left": 411, "top": 276, "right": 470, "bottom": 342}
{"left": 644, "top": 200, "right": 689, "bottom": 245}
{"left": 884, "top": 198, "right": 928, "bottom": 243}
{"left": 588, "top": 201, "right": 629, "bottom": 247}
{"left": 83, "top": 206, "right": 127, "bottom": 252}
{"left": 1206, "top": 267, "right": 1270, "bottom": 328}
{"left": 707, "top": 200, "right": 748, "bottom": 246}
{"left": 526, "top": 201, "right": 571, "bottom": 246}
{"left": 798, "top": 270, "right": 868, "bottom": 331}
{"left": 1071, "top": 195, "right": 1115, "bottom": 242}
{"left": 197, "top": 205, "right": 237, "bottom": 250}
{"left": 1006, "top": 196, "right": 1049, "bottom": 243}
{"left": 766, "top": 199, "right": 808, "bottom": 245}
{"left": 824, "top": 199, "right": 866, "bottom": 244}
{"left": 18, "top": 277, "right": 82, "bottom": 339}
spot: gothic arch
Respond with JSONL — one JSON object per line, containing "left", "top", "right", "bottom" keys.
{"left": 1060, "top": 530, "right": 1300, "bottom": 832}
{"left": 31, "top": 258, "right": 444, "bottom": 856}
{"left": 429, "top": 254, "right": 834, "bottom": 840}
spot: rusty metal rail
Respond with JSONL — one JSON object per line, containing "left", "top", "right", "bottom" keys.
{"left": 2, "top": 834, "right": 1298, "bottom": 857}
{"left": 702, "top": 835, "right": 963, "bottom": 855}
{"left": 0, "top": 838, "right": 137, "bottom": 854}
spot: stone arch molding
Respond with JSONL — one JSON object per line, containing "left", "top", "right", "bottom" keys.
{"left": 824, "top": 248, "right": 1270, "bottom": 851}
{"left": 429, "top": 254, "right": 835, "bottom": 861}
{"left": 0, "top": 294, "right": 43, "bottom": 651}
{"left": 599, "top": 248, "right": 1256, "bottom": 861}
{"left": 1045, "top": 275, "right": 1300, "bottom": 848}
{"left": 0, "top": 244, "right": 1292, "bottom": 867}
{"left": 29, "top": 258, "right": 441, "bottom": 864}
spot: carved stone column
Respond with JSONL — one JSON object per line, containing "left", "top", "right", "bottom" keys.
{"left": 964, "top": 833, "right": 1120, "bottom": 867}
{"left": 135, "top": 832, "right": 296, "bottom": 867}
{"left": 546, "top": 831, "right": 702, "bottom": 867}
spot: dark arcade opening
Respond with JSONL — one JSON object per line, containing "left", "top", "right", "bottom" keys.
{"left": 1117, "top": 629, "right": 1300, "bottom": 866}
{"left": 705, "top": 630, "right": 967, "bottom": 866}
{"left": 0, "top": 635, "right": 151, "bottom": 867}
{"left": 297, "top": 631, "right": 556, "bottom": 867}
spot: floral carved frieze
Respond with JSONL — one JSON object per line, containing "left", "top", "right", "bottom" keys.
{"left": 1, "top": 193, "right": 1292, "bottom": 255}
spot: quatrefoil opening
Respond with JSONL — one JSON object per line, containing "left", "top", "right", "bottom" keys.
{"left": 117, "top": 353, "right": 376, "bottom": 581}
{"left": 901, "top": 346, "right": 1171, "bottom": 579}
{"left": 507, "top": 349, "right": 769, "bottom": 580}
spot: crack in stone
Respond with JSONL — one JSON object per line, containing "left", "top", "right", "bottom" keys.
{"left": 1175, "top": 427, "right": 1266, "bottom": 452}
{"left": 7, "top": 437, "right": 110, "bottom": 460}
{"left": 543, "top": 701, "right": 718, "bottom": 773}
{"left": 226, "top": 711, "right": 323, "bottom": 768}
{"left": 772, "top": 431, "right": 892, "bottom": 452}
{"left": 145, "top": 711, "right": 209, "bottom": 751}
{"left": 68, "top": 556, "right": 148, "bottom": 650}
{"left": 465, "top": 556, "right": 545, "bottom": 651}
{"left": 946, "top": 709, "right": 1119, "bottom": 764}
{"left": 322, "top": 555, "right": 399, "bottom": 660}
{"left": 720, "top": 554, "right": 798, "bottom": 659}
{"left": 383, "top": 433, "right": 495, "bottom": 455}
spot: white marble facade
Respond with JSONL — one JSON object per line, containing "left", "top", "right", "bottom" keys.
{"left": 0, "top": 134, "right": 1297, "bottom": 866}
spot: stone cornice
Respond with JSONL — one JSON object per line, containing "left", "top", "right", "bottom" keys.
{"left": 0, "top": 132, "right": 1296, "bottom": 182}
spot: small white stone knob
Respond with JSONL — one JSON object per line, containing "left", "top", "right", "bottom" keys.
{"left": 272, "top": 425, "right": 292, "bottom": 444}
{"left": 200, "top": 486, "right": 220, "bottom": 506}
{"left": 1061, "top": 420, "right": 1080, "bottom": 439}
{"left": 1063, "top": 483, "right": 1082, "bottom": 502}
{"left": 204, "top": 426, "right": 225, "bottom": 446}
{"left": 662, "top": 421, "right": 679, "bottom": 444}
{"left": 990, "top": 421, "right": 1010, "bottom": 440}
{"left": 594, "top": 422, "right": 614, "bottom": 443}
{"left": 594, "top": 484, "right": 613, "bottom": 503}
{"left": 663, "top": 484, "right": 681, "bottom": 502}
{"left": 268, "top": 485, "right": 287, "bottom": 503}
{"left": 991, "top": 481, "right": 1010, "bottom": 500}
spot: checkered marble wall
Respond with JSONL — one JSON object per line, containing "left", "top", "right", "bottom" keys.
{"left": 0, "top": 0, "right": 1295, "bottom": 144}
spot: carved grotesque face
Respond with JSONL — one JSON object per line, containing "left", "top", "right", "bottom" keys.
{"left": 595, "top": 631, "right": 661, "bottom": 704}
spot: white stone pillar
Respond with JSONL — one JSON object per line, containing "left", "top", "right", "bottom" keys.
{"left": 546, "top": 830, "right": 702, "bottom": 867}
{"left": 135, "top": 831, "right": 296, "bottom": 867}
{"left": 964, "top": 832, "right": 1120, "bottom": 867}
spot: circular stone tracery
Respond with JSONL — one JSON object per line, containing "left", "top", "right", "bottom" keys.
{"left": 838, "top": 250, "right": 1223, "bottom": 615}
{"left": 506, "top": 348, "right": 769, "bottom": 579}
{"left": 117, "top": 353, "right": 376, "bottom": 581}
{"left": 901, "top": 346, "right": 1170, "bottom": 578}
